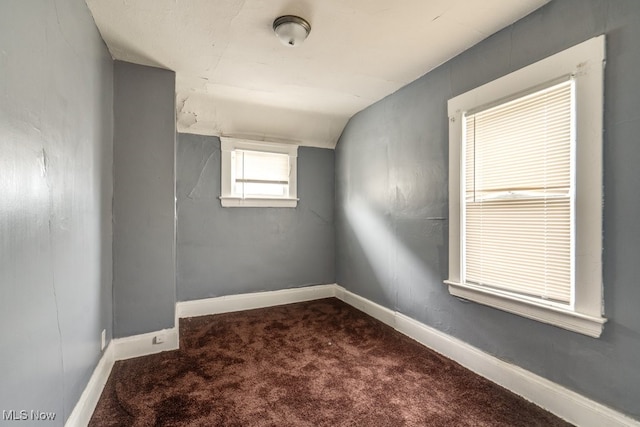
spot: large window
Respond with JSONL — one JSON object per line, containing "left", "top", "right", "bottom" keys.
{"left": 220, "top": 138, "right": 298, "bottom": 208}
{"left": 465, "top": 80, "right": 574, "bottom": 305}
{"left": 446, "top": 36, "right": 606, "bottom": 337}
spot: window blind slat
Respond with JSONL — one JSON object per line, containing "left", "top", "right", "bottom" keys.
{"left": 237, "top": 150, "right": 290, "bottom": 182}
{"left": 233, "top": 150, "right": 290, "bottom": 198}
{"left": 464, "top": 80, "right": 574, "bottom": 304}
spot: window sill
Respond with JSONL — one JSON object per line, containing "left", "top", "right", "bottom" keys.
{"left": 219, "top": 196, "right": 298, "bottom": 208}
{"left": 444, "top": 280, "right": 606, "bottom": 338}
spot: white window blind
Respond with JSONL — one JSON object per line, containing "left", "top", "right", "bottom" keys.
{"left": 232, "top": 149, "right": 290, "bottom": 198}
{"left": 463, "top": 80, "right": 574, "bottom": 304}
{"left": 220, "top": 138, "right": 298, "bottom": 208}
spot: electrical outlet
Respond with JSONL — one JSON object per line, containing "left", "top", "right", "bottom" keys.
{"left": 153, "top": 334, "right": 165, "bottom": 345}
{"left": 101, "top": 329, "right": 106, "bottom": 351}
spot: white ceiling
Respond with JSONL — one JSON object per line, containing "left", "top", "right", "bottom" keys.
{"left": 86, "top": 0, "right": 549, "bottom": 149}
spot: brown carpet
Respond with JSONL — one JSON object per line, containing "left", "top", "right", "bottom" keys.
{"left": 90, "top": 298, "right": 572, "bottom": 426}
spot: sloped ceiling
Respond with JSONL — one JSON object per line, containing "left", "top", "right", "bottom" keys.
{"left": 86, "top": 0, "right": 549, "bottom": 148}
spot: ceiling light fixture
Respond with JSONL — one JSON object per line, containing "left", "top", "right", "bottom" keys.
{"left": 273, "top": 15, "right": 311, "bottom": 47}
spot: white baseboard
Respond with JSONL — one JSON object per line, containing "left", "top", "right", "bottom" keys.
{"left": 65, "top": 344, "right": 115, "bottom": 427}
{"left": 65, "top": 327, "right": 179, "bottom": 426}
{"left": 112, "top": 327, "right": 179, "bottom": 361}
{"left": 333, "top": 285, "right": 639, "bottom": 427}
{"left": 68, "top": 283, "right": 638, "bottom": 427}
{"left": 333, "top": 286, "right": 395, "bottom": 327}
{"left": 176, "top": 284, "right": 337, "bottom": 319}
{"left": 66, "top": 284, "right": 336, "bottom": 426}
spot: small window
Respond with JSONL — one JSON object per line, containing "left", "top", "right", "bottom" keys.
{"left": 220, "top": 138, "right": 298, "bottom": 208}
{"left": 446, "top": 36, "right": 606, "bottom": 337}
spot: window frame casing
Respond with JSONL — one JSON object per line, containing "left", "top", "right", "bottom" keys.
{"left": 220, "top": 137, "right": 298, "bottom": 208}
{"left": 445, "top": 36, "right": 606, "bottom": 337}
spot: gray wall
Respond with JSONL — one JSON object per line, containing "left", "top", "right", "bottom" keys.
{"left": 336, "top": 0, "right": 640, "bottom": 419}
{"left": 113, "top": 61, "right": 176, "bottom": 337}
{"left": 0, "top": 0, "right": 113, "bottom": 424}
{"left": 177, "top": 133, "right": 335, "bottom": 300}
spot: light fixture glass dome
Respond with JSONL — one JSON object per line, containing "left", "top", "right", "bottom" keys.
{"left": 273, "top": 15, "right": 311, "bottom": 47}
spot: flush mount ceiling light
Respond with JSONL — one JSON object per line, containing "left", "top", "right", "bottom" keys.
{"left": 273, "top": 15, "right": 311, "bottom": 47}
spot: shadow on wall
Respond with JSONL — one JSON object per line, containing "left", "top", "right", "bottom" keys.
{"left": 342, "top": 197, "right": 441, "bottom": 310}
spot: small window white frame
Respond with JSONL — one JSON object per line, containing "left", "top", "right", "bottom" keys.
{"left": 446, "top": 36, "right": 606, "bottom": 337}
{"left": 220, "top": 137, "right": 298, "bottom": 208}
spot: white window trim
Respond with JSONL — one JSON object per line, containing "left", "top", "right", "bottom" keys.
{"left": 446, "top": 36, "right": 606, "bottom": 338}
{"left": 220, "top": 137, "right": 298, "bottom": 208}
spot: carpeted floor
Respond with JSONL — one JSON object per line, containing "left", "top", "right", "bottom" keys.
{"left": 90, "top": 298, "right": 572, "bottom": 426}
